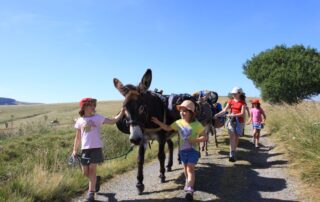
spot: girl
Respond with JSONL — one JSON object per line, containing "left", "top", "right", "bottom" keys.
{"left": 247, "top": 99, "right": 266, "bottom": 148}
{"left": 151, "top": 100, "right": 207, "bottom": 201}
{"left": 214, "top": 87, "right": 246, "bottom": 162}
{"left": 72, "top": 98, "right": 124, "bottom": 202}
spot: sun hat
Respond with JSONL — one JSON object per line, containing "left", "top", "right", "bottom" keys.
{"left": 79, "top": 98, "right": 97, "bottom": 108}
{"left": 230, "top": 87, "right": 244, "bottom": 94}
{"left": 251, "top": 99, "right": 260, "bottom": 104}
{"left": 176, "top": 100, "right": 195, "bottom": 113}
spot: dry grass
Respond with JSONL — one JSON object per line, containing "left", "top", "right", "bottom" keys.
{"left": 266, "top": 101, "right": 320, "bottom": 201}
{"left": 0, "top": 100, "right": 172, "bottom": 201}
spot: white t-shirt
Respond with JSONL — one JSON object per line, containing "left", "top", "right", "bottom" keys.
{"left": 74, "top": 114, "right": 106, "bottom": 150}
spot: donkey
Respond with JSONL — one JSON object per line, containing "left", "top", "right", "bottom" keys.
{"left": 113, "top": 69, "right": 214, "bottom": 194}
{"left": 114, "top": 69, "right": 175, "bottom": 195}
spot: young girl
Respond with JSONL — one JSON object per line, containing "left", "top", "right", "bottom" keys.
{"left": 72, "top": 98, "right": 124, "bottom": 202}
{"left": 151, "top": 100, "right": 207, "bottom": 201}
{"left": 247, "top": 99, "right": 266, "bottom": 148}
{"left": 214, "top": 87, "right": 246, "bottom": 162}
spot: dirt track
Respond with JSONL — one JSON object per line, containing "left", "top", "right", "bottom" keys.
{"left": 73, "top": 128, "right": 298, "bottom": 202}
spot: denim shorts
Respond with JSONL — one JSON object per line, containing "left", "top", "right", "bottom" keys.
{"left": 179, "top": 148, "right": 200, "bottom": 165}
{"left": 252, "top": 122, "right": 264, "bottom": 129}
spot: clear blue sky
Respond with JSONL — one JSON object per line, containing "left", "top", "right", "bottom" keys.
{"left": 1, "top": 0, "right": 319, "bottom": 103}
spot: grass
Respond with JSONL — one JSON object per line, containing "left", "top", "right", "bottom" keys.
{"left": 266, "top": 101, "right": 320, "bottom": 199}
{"left": 0, "top": 124, "right": 163, "bottom": 201}
{"left": 0, "top": 101, "right": 163, "bottom": 202}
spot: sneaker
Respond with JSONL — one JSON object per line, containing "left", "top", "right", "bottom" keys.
{"left": 95, "top": 176, "right": 101, "bottom": 192}
{"left": 185, "top": 191, "right": 194, "bottom": 201}
{"left": 229, "top": 156, "right": 236, "bottom": 162}
{"left": 85, "top": 192, "right": 94, "bottom": 202}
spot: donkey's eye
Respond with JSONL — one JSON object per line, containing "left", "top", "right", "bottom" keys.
{"left": 138, "top": 105, "right": 144, "bottom": 114}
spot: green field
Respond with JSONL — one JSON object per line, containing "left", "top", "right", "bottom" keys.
{"left": 0, "top": 101, "right": 163, "bottom": 202}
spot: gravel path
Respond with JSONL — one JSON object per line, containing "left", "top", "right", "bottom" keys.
{"left": 73, "top": 128, "right": 299, "bottom": 202}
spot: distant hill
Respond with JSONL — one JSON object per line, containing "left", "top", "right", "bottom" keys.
{"left": 0, "top": 97, "right": 40, "bottom": 105}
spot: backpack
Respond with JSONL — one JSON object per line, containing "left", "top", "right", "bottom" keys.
{"left": 212, "top": 103, "right": 225, "bottom": 128}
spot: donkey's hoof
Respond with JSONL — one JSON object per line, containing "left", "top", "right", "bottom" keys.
{"left": 159, "top": 175, "right": 166, "bottom": 183}
{"left": 136, "top": 183, "right": 144, "bottom": 195}
{"left": 167, "top": 167, "right": 172, "bottom": 172}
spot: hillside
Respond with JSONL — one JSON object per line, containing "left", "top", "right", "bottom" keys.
{"left": 0, "top": 97, "right": 40, "bottom": 105}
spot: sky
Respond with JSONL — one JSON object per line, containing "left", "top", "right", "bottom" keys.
{"left": 0, "top": 0, "right": 319, "bottom": 103}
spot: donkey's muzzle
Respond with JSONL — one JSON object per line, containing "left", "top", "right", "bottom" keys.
{"left": 130, "top": 137, "right": 142, "bottom": 145}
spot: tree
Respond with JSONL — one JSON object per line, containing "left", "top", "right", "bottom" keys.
{"left": 243, "top": 45, "right": 320, "bottom": 104}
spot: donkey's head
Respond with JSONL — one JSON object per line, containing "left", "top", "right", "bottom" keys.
{"left": 114, "top": 69, "right": 153, "bottom": 145}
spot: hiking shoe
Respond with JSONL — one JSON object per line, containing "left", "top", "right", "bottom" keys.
{"left": 229, "top": 156, "right": 236, "bottom": 162}
{"left": 185, "top": 191, "right": 194, "bottom": 201}
{"left": 95, "top": 176, "right": 101, "bottom": 192}
{"left": 85, "top": 192, "right": 94, "bottom": 202}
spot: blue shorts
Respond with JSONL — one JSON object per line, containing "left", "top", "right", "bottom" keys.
{"left": 179, "top": 148, "right": 200, "bottom": 165}
{"left": 252, "top": 122, "right": 264, "bottom": 129}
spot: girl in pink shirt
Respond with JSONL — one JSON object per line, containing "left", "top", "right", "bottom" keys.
{"left": 247, "top": 99, "right": 266, "bottom": 148}
{"left": 72, "top": 98, "right": 124, "bottom": 202}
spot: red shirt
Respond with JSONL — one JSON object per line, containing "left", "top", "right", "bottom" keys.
{"left": 228, "top": 99, "right": 246, "bottom": 123}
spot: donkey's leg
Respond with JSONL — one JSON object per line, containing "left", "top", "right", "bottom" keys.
{"left": 136, "top": 144, "right": 145, "bottom": 195}
{"left": 214, "top": 127, "right": 218, "bottom": 147}
{"left": 201, "top": 141, "right": 205, "bottom": 151}
{"left": 166, "top": 139, "right": 173, "bottom": 172}
{"left": 205, "top": 140, "right": 209, "bottom": 156}
{"left": 158, "top": 138, "right": 166, "bottom": 183}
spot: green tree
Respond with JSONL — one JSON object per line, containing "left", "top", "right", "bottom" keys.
{"left": 243, "top": 45, "right": 320, "bottom": 104}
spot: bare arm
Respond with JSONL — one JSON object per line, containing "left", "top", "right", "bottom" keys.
{"left": 247, "top": 111, "right": 252, "bottom": 125}
{"left": 72, "top": 129, "right": 81, "bottom": 156}
{"left": 261, "top": 109, "right": 267, "bottom": 124}
{"left": 151, "top": 117, "right": 174, "bottom": 132}
{"left": 214, "top": 103, "right": 229, "bottom": 118}
{"left": 189, "top": 130, "right": 208, "bottom": 143}
{"left": 103, "top": 108, "right": 125, "bottom": 125}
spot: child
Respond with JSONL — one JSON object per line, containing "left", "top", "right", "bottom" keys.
{"left": 72, "top": 98, "right": 124, "bottom": 202}
{"left": 214, "top": 87, "right": 246, "bottom": 162}
{"left": 247, "top": 99, "right": 266, "bottom": 148}
{"left": 151, "top": 100, "right": 207, "bottom": 201}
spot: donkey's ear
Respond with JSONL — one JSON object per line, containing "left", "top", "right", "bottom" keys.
{"left": 113, "top": 78, "right": 127, "bottom": 96}
{"left": 138, "top": 69, "right": 152, "bottom": 93}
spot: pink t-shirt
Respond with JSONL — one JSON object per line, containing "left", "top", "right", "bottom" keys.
{"left": 250, "top": 108, "right": 264, "bottom": 123}
{"left": 74, "top": 114, "right": 106, "bottom": 150}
